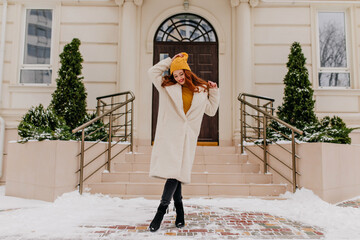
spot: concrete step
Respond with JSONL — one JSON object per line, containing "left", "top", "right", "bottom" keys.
{"left": 103, "top": 194, "right": 288, "bottom": 200}
{"left": 102, "top": 172, "right": 273, "bottom": 184}
{"left": 122, "top": 153, "right": 248, "bottom": 164}
{"left": 113, "top": 162, "right": 260, "bottom": 173}
{"left": 88, "top": 182, "right": 287, "bottom": 197}
{"left": 135, "top": 145, "right": 238, "bottom": 155}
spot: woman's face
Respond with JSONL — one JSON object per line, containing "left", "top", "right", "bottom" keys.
{"left": 173, "top": 69, "right": 185, "bottom": 85}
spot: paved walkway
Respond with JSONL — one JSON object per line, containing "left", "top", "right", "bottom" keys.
{"left": 337, "top": 199, "right": 360, "bottom": 209}
{"left": 87, "top": 199, "right": 360, "bottom": 239}
{"left": 3, "top": 198, "right": 360, "bottom": 239}
{"left": 87, "top": 204, "right": 325, "bottom": 239}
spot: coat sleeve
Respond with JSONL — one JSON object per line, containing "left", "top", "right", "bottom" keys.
{"left": 147, "top": 57, "right": 172, "bottom": 90}
{"left": 204, "top": 88, "right": 220, "bottom": 117}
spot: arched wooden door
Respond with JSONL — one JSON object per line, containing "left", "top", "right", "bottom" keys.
{"left": 152, "top": 13, "right": 219, "bottom": 145}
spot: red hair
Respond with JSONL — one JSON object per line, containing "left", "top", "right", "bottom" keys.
{"left": 161, "top": 69, "right": 209, "bottom": 93}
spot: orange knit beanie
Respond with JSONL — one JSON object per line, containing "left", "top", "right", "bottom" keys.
{"left": 170, "top": 52, "right": 191, "bottom": 75}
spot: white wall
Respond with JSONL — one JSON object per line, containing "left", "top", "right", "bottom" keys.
{"left": 1, "top": 0, "right": 360, "bottom": 148}
{"left": 253, "top": 5, "right": 312, "bottom": 108}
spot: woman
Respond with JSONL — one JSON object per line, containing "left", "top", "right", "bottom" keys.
{"left": 147, "top": 52, "right": 220, "bottom": 232}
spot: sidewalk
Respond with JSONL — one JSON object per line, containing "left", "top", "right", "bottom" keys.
{"left": 90, "top": 204, "right": 324, "bottom": 239}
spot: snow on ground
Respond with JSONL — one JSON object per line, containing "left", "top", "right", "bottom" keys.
{"left": 0, "top": 186, "right": 360, "bottom": 239}
{"left": 0, "top": 186, "right": 50, "bottom": 209}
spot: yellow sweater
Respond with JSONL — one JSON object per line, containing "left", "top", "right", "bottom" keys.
{"left": 182, "top": 83, "right": 193, "bottom": 114}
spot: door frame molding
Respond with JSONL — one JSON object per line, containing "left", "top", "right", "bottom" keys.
{"left": 145, "top": 6, "right": 226, "bottom": 54}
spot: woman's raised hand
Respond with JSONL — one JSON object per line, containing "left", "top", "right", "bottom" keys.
{"left": 172, "top": 53, "right": 184, "bottom": 61}
{"left": 208, "top": 81, "right": 218, "bottom": 89}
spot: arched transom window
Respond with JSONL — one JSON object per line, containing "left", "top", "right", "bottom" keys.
{"left": 155, "top": 13, "right": 217, "bottom": 42}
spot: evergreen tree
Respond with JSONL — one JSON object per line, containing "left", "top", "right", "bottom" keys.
{"left": 18, "top": 38, "right": 108, "bottom": 142}
{"left": 51, "top": 38, "right": 87, "bottom": 129}
{"left": 268, "top": 42, "right": 356, "bottom": 144}
{"left": 277, "top": 42, "right": 317, "bottom": 129}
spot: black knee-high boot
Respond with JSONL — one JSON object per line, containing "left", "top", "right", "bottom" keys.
{"left": 149, "top": 204, "right": 168, "bottom": 232}
{"left": 173, "top": 181, "right": 185, "bottom": 228}
{"left": 174, "top": 201, "right": 185, "bottom": 228}
{"left": 149, "top": 179, "right": 179, "bottom": 232}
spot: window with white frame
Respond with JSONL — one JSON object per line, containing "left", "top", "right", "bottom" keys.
{"left": 20, "top": 9, "right": 53, "bottom": 84}
{"left": 317, "top": 11, "right": 350, "bottom": 87}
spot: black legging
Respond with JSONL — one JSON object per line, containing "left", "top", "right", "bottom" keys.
{"left": 160, "top": 179, "right": 183, "bottom": 206}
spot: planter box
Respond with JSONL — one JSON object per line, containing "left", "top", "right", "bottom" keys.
{"left": 245, "top": 142, "right": 360, "bottom": 204}
{"left": 5, "top": 140, "right": 109, "bottom": 202}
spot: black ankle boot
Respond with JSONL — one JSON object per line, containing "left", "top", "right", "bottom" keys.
{"left": 149, "top": 204, "right": 168, "bottom": 232}
{"left": 174, "top": 201, "right": 185, "bottom": 228}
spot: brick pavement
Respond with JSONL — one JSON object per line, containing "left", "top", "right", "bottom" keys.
{"left": 337, "top": 199, "right": 360, "bottom": 209}
{"left": 8, "top": 197, "right": 360, "bottom": 239}
{"left": 88, "top": 204, "right": 325, "bottom": 239}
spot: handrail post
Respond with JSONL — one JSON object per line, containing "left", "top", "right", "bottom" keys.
{"left": 107, "top": 113, "right": 113, "bottom": 171}
{"left": 240, "top": 101, "right": 244, "bottom": 154}
{"left": 130, "top": 100, "right": 134, "bottom": 152}
{"left": 96, "top": 99, "right": 100, "bottom": 117}
{"left": 79, "top": 130, "right": 85, "bottom": 194}
{"left": 125, "top": 94, "right": 128, "bottom": 141}
{"left": 292, "top": 130, "right": 296, "bottom": 192}
{"left": 257, "top": 98, "right": 260, "bottom": 138}
{"left": 243, "top": 97, "right": 247, "bottom": 143}
{"left": 263, "top": 115, "right": 268, "bottom": 173}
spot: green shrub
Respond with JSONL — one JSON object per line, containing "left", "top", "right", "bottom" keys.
{"left": 300, "top": 116, "right": 353, "bottom": 144}
{"left": 18, "top": 105, "right": 108, "bottom": 142}
{"left": 268, "top": 116, "right": 354, "bottom": 144}
{"left": 74, "top": 112, "right": 108, "bottom": 142}
{"left": 18, "top": 104, "right": 72, "bottom": 142}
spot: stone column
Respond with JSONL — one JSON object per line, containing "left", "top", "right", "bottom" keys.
{"left": 116, "top": 0, "right": 143, "bottom": 93}
{"left": 115, "top": 0, "right": 143, "bottom": 146}
{"left": 231, "top": 0, "right": 258, "bottom": 144}
{"left": 232, "top": 0, "right": 257, "bottom": 95}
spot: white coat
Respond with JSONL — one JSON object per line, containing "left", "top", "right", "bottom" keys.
{"left": 147, "top": 57, "right": 220, "bottom": 184}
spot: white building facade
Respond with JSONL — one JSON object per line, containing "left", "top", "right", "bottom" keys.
{"left": 1, "top": 0, "right": 360, "bottom": 182}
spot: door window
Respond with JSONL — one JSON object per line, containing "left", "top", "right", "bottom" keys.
{"left": 155, "top": 13, "right": 217, "bottom": 42}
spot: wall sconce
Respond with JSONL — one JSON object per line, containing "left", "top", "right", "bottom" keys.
{"left": 183, "top": 0, "right": 189, "bottom": 10}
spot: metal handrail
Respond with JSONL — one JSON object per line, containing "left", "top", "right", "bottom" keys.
{"left": 238, "top": 97, "right": 303, "bottom": 134}
{"left": 239, "top": 93, "right": 275, "bottom": 102}
{"left": 73, "top": 91, "right": 135, "bottom": 194}
{"left": 238, "top": 93, "right": 302, "bottom": 192}
{"left": 96, "top": 92, "right": 133, "bottom": 100}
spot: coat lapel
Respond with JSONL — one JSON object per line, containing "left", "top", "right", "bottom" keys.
{"left": 165, "top": 84, "right": 186, "bottom": 120}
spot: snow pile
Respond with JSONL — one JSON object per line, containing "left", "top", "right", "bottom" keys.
{"left": 0, "top": 188, "right": 158, "bottom": 239}
{"left": 0, "top": 186, "right": 360, "bottom": 239}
